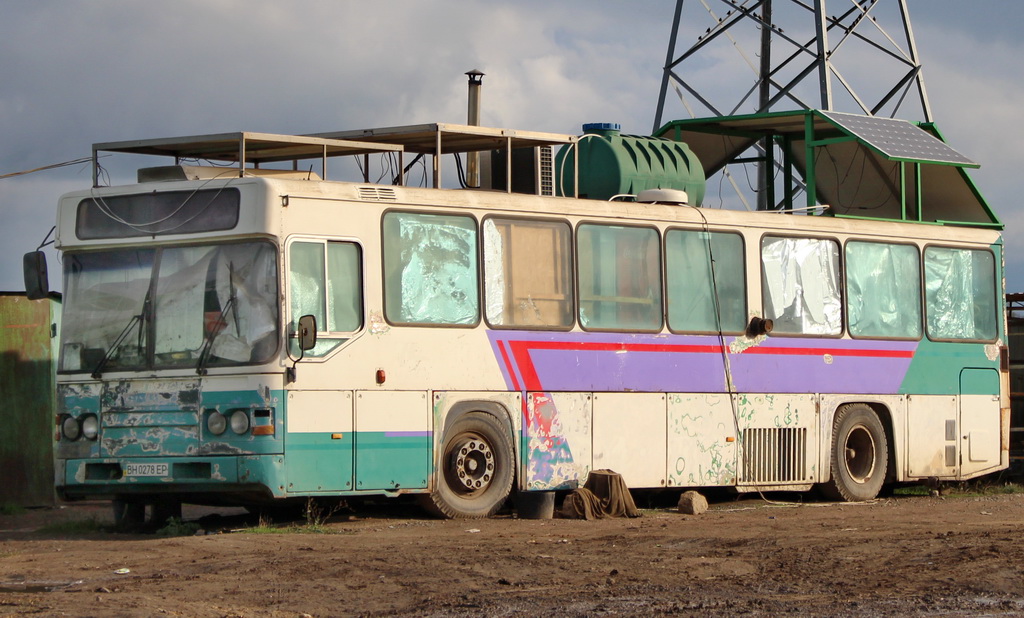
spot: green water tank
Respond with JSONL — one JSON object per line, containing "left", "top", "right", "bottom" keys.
{"left": 556, "top": 123, "right": 705, "bottom": 204}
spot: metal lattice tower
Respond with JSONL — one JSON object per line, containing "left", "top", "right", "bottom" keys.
{"left": 653, "top": 0, "right": 934, "bottom": 211}
{"left": 653, "top": 0, "right": 933, "bottom": 131}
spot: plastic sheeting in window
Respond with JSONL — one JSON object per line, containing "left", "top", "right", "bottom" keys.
{"left": 666, "top": 229, "right": 746, "bottom": 333}
{"left": 846, "top": 242, "right": 921, "bottom": 338}
{"left": 924, "top": 247, "right": 996, "bottom": 341}
{"left": 761, "top": 236, "right": 841, "bottom": 335}
{"left": 384, "top": 212, "right": 478, "bottom": 325}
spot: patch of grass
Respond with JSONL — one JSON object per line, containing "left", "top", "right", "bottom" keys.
{"left": 0, "top": 503, "right": 26, "bottom": 516}
{"left": 241, "top": 500, "right": 345, "bottom": 535}
{"left": 35, "top": 517, "right": 107, "bottom": 535}
{"left": 155, "top": 517, "right": 201, "bottom": 537}
{"left": 893, "top": 481, "right": 1024, "bottom": 498}
{"left": 893, "top": 485, "right": 931, "bottom": 496}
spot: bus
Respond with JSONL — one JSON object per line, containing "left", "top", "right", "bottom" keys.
{"left": 25, "top": 114, "right": 1009, "bottom": 523}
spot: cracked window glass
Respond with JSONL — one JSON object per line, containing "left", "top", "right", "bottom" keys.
{"left": 383, "top": 212, "right": 478, "bottom": 326}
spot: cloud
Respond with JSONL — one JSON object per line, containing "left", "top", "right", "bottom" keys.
{"left": 1, "top": 1, "right": 1021, "bottom": 293}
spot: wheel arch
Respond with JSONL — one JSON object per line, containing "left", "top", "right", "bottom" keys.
{"left": 422, "top": 398, "right": 519, "bottom": 518}
{"left": 437, "top": 399, "right": 520, "bottom": 485}
{"left": 824, "top": 400, "right": 897, "bottom": 485}
{"left": 441, "top": 400, "right": 516, "bottom": 442}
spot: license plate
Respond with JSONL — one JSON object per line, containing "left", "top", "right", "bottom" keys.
{"left": 124, "top": 462, "right": 169, "bottom": 477}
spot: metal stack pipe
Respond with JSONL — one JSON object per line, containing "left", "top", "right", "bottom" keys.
{"left": 466, "top": 69, "right": 484, "bottom": 188}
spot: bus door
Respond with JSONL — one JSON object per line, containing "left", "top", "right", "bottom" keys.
{"left": 958, "top": 368, "right": 1001, "bottom": 477}
{"left": 285, "top": 390, "right": 354, "bottom": 492}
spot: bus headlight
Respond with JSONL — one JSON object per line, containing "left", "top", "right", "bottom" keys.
{"left": 81, "top": 414, "right": 99, "bottom": 441}
{"left": 230, "top": 410, "right": 250, "bottom": 435}
{"left": 207, "top": 411, "right": 228, "bottom": 436}
{"left": 61, "top": 415, "right": 81, "bottom": 441}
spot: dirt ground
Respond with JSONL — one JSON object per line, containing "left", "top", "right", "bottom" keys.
{"left": 2, "top": 489, "right": 1024, "bottom": 617}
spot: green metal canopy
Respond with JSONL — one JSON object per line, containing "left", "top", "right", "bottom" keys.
{"left": 655, "top": 110, "right": 1000, "bottom": 228}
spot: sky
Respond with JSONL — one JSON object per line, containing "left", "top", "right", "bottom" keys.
{"left": 2, "top": 0, "right": 1022, "bottom": 293}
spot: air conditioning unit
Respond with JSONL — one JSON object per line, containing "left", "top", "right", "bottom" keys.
{"left": 491, "top": 145, "right": 555, "bottom": 196}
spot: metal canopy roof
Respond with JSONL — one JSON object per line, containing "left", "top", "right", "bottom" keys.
{"left": 93, "top": 124, "right": 578, "bottom": 191}
{"left": 657, "top": 110, "right": 976, "bottom": 173}
{"left": 310, "top": 123, "right": 578, "bottom": 155}
{"left": 94, "top": 131, "right": 402, "bottom": 163}
{"left": 92, "top": 131, "right": 404, "bottom": 186}
{"left": 655, "top": 110, "right": 997, "bottom": 227}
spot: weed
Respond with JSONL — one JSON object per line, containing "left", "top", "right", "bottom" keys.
{"left": 155, "top": 517, "right": 201, "bottom": 537}
{"left": 35, "top": 517, "right": 106, "bottom": 535}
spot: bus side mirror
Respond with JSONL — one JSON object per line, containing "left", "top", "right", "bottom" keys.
{"left": 23, "top": 251, "right": 49, "bottom": 300}
{"left": 298, "top": 314, "right": 317, "bottom": 351}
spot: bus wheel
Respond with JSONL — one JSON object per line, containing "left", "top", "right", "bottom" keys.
{"left": 423, "top": 413, "right": 514, "bottom": 519}
{"left": 823, "top": 404, "right": 888, "bottom": 502}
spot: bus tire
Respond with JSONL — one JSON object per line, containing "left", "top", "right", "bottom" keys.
{"left": 823, "top": 404, "right": 888, "bottom": 502}
{"left": 422, "top": 413, "right": 514, "bottom": 519}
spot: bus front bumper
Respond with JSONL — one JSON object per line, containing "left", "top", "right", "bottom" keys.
{"left": 56, "top": 455, "right": 287, "bottom": 501}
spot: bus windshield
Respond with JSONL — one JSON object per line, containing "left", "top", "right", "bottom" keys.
{"left": 60, "top": 240, "right": 279, "bottom": 373}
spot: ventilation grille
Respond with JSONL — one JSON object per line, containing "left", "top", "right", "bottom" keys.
{"left": 357, "top": 186, "right": 397, "bottom": 202}
{"left": 538, "top": 145, "right": 554, "bottom": 196}
{"left": 741, "top": 427, "right": 807, "bottom": 484}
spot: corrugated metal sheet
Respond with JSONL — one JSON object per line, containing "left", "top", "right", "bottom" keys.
{"left": 1, "top": 292, "right": 60, "bottom": 507}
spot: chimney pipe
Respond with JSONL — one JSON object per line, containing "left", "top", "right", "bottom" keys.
{"left": 466, "top": 69, "right": 484, "bottom": 188}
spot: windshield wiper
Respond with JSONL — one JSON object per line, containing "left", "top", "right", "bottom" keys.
{"left": 91, "top": 312, "right": 143, "bottom": 379}
{"left": 196, "top": 262, "right": 237, "bottom": 376}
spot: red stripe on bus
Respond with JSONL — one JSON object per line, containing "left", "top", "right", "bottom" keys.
{"left": 741, "top": 347, "right": 914, "bottom": 358}
{"left": 496, "top": 340, "right": 522, "bottom": 392}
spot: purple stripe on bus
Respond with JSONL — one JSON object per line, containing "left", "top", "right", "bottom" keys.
{"left": 488, "top": 331, "right": 917, "bottom": 394}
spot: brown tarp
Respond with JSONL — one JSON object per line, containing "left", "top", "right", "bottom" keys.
{"left": 560, "top": 469, "right": 641, "bottom": 520}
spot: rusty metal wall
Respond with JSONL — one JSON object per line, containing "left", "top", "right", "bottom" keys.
{"left": 1, "top": 292, "right": 59, "bottom": 507}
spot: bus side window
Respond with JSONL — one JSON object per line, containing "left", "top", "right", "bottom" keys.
{"left": 288, "top": 240, "right": 362, "bottom": 357}
{"left": 483, "top": 217, "right": 573, "bottom": 329}
{"left": 665, "top": 229, "right": 746, "bottom": 333}
{"left": 924, "top": 246, "right": 997, "bottom": 341}
{"left": 846, "top": 241, "right": 921, "bottom": 339}
{"left": 577, "top": 224, "right": 662, "bottom": 332}
{"left": 382, "top": 211, "right": 479, "bottom": 326}
{"left": 761, "top": 236, "right": 841, "bottom": 336}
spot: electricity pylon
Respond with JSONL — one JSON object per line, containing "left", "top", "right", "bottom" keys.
{"left": 653, "top": 0, "right": 934, "bottom": 209}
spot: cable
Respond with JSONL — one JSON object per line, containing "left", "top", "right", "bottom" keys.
{"left": 454, "top": 152, "right": 468, "bottom": 189}
{"left": 88, "top": 170, "right": 238, "bottom": 234}
{"left": 36, "top": 226, "right": 56, "bottom": 251}
{"left": 0, "top": 157, "right": 93, "bottom": 180}
{"left": 685, "top": 204, "right": 742, "bottom": 449}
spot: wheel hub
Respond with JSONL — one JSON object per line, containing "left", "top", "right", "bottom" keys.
{"left": 452, "top": 436, "right": 495, "bottom": 492}
{"left": 844, "top": 425, "right": 876, "bottom": 484}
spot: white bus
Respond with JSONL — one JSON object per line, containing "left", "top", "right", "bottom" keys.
{"left": 28, "top": 115, "right": 1008, "bottom": 523}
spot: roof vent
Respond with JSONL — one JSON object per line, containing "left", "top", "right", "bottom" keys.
{"left": 357, "top": 186, "right": 397, "bottom": 202}
{"left": 636, "top": 188, "right": 690, "bottom": 205}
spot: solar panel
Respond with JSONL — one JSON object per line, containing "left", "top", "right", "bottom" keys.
{"left": 820, "top": 111, "right": 976, "bottom": 166}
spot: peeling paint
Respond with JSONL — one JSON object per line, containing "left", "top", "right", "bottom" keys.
{"left": 729, "top": 334, "right": 767, "bottom": 354}
{"left": 985, "top": 344, "right": 1000, "bottom": 362}
{"left": 368, "top": 311, "right": 389, "bottom": 335}
{"left": 210, "top": 463, "right": 226, "bottom": 481}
